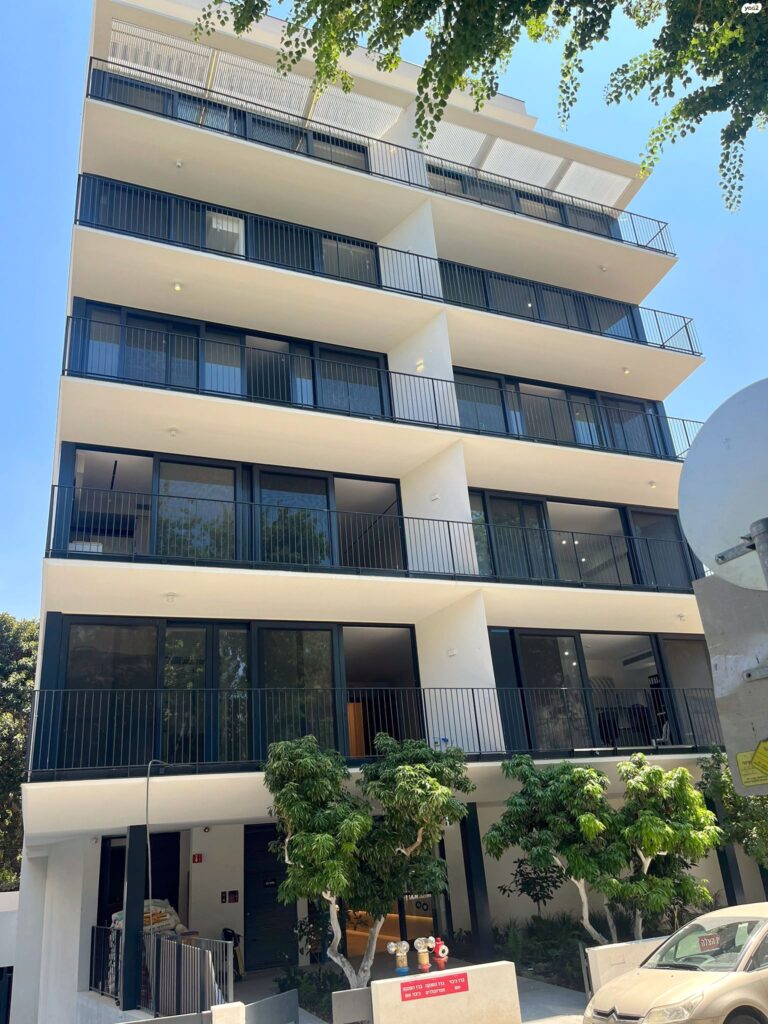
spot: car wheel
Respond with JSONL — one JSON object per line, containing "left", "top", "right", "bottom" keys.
{"left": 726, "top": 1012, "right": 763, "bottom": 1024}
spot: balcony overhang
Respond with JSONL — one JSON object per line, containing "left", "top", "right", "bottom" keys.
{"left": 41, "top": 558, "right": 703, "bottom": 634}
{"left": 58, "top": 376, "right": 685, "bottom": 508}
{"left": 22, "top": 748, "right": 702, "bottom": 843}
{"left": 69, "top": 228, "right": 702, "bottom": 401}
{"left": 80, "top": 98, "right": 674, "bottom": 303}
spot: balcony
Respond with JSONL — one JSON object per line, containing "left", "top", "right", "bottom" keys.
{"left": 74, "top": 175, "right": 700, "bottom": 355}
{"left": 47, "top": 486, "right": 700, "bottom": 593}
{"left": 87, "top": 60, "right": 675, "bottom": 257}
{"left": 27, "top": 683, "right": 722, "bottom": 781}
{"left": 64, "top": 317, "right": 702, "bottom": 461}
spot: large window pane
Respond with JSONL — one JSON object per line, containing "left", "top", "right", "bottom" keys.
{"left": 218, "top": 628, "right": 251, "bottom": 763}
{"left": 261, "top": 629, "right": 335, "bottom": 747}
{"left": 632, "top": 512, "right": 692, "bottom": 590}
{"left": 205, "top": 211, "right": 245, "bottom": 256}
{"left": 158, "top": 463, "right": 236, "bottom": 562}
{"left": 469, "top": 493, "right": 494, "bottom": 577}
{"left": 69, "top": 450, "right": 153, "bottom": 557}
{"left": 244, "top": 337, "right": 313, "bottom": 406}
{"left": 84, "top": 306, "right": 121, "bottom": 378}
{"left": 259, "top": 473, "right": 330, "bottom": 566}
{"left": 546, "top": 502, "right": 632, "bottom": 587}
{"left": 517, "top": 634, "right": 590, "bottom": 749}
{"left": 582, "top": 633, "right": 667, "bottom": 747}
{"left": 316, "top": 350, "right": 383, "bottom": 416}
{"left": 124, "top": 315, "right": 169, "bottom": 385}
{"left": 162, "top": 626, "right": 206, "bottom": 764}
{"left": 454, "top": 373, "right": 506, "bottom": 434}
{"left": 334, "top": 478, "right": 403, "bottom": 572}
{"left": 489, "top": 498, "right": 553, "bottom": 581}
{"left": 659, "top": 638, "right": 717, "bottom": 745}
{"left": 602, "top": 400, "right": 658, "bottom": 456}
{"left": 204, "top": 330, "right": 243, "bottom": 395}
{"left": 321, "top": 237, "right": 378, "bottom": 284}
{"left": 59, "top": 623, "right": 157, "bottom": 770}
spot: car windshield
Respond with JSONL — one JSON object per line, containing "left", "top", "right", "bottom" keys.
{"left": 644, "top": 919, "right": 763, "bottom": 973}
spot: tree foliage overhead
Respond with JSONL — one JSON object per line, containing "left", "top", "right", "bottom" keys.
{"left": 699, "top": 749, "right": 768, "bottom": 868}
{"left": 264, "top": 733, "right": 473, "bottom": 988}
{"left": 196, "top": 0, "right": 767, "bottom": 209}
{"left": 0, "top": 613, "right": 39, "bottom": 891}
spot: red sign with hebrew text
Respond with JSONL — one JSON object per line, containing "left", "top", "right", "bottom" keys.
{"left": 400, "top": 973, "right": 469, "bottom": 1002}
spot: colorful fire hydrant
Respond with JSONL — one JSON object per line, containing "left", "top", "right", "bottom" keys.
{"left": 433, "top": 937, "right": 449, "bottom": 970}
{"left": 414, "top": 936, "right": 435, "bottom": 972}
{"left": 387, "top": 940, "right": 410, "bottom": 976}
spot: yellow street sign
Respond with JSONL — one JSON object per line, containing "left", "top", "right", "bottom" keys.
{"left": 737, "top": 749, "right": 768, "bottom": 787}
{"left": 752, "top": 740, "right": 768, "bottom": 775}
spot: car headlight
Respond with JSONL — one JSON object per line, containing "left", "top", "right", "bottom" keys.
{"left": 643, "top": 993, "right": 705, "bottom": 1024}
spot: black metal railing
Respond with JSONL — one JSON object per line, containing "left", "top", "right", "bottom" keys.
{"left": 87, "top": 59, "right": 675, "bottom": 255}
{"left": 74, "top": 175, "right": 699, "bottom": 353}
{"left": 90, "top": 926, "right": 121, "bottom": 999}
{"left": 140, "top": 933, "right": 233, "bottom": 1015}
{"left": 28, "top": 685, "right": 722, "bottom": 779}
{"left": 47, "top": 486, "right": 700, "bottom": 592}
{"left": 63, "top": 317, "right": 703, "bottom": 459}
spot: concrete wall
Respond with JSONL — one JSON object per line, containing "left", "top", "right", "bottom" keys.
{"left": 387, "top": 314, "right": 459, "bottom": 426}
{"left": 0, "top": 892, "right": 18, "bottom": 969}
{"left": 188, "top": 825, "right": 245, "bottom": 940}
{"left": 378, "top": 202, "right": 442, "bottom": 298}
{"left": 34, "top": 835, "right": 101, "bottom": 1024}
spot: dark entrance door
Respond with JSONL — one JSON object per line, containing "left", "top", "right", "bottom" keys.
{"left": 244, "top": 825, "right": 297, "bottom": 969}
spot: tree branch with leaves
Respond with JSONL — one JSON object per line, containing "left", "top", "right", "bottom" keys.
{"left": 195, "top": 0, "right": 767, "bottom": 208}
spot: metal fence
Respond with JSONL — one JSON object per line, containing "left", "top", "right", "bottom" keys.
{"left": 47, "top": 485, "right": 699, "bottom": 591}
{"left": 28, "top": 685, "right": 722, "bottom": 778}
{"left": 87, "top": 58, "right": 674, "bottom": 255}
{"left": 75, "top": 174, "right": 698, "bottom": 354}
{"left": 140, "top": 932, "right": 233, "bottom": 1016}
{"left": 63, "top": 317, "right": 702, "bottom": 460}
{"left": 89, "top": 925, "right": 121, "bottom": 999}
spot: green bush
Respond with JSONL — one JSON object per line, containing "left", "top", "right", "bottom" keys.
{"left": 276, "top": 963, "right": 348, "bottom": 1022}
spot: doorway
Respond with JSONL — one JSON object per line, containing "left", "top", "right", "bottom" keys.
{"left": 244, "top": 825, "right": 297, "bottom": 969}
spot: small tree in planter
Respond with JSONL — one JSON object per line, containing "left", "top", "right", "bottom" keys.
{"left": 609, "top": 753, "right": 722, "bottom": 940}
{"left": 265, "top": 733, "right": 473, "bottom": 989}
{"left": 484, "top": 756, "right": 627, "bottom": 945}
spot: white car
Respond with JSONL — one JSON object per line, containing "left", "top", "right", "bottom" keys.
{"left": 584, "top": 904, "right": 768, "bottom": 1024}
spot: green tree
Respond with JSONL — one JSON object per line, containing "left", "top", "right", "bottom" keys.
{"left": 195, "top": 0, "right": 767, "bottom": 209}
{"left": 609, "top": 753, "right": 721, "bottom": 940}
{"left": 483, "top": 755, "right": 626, "bottom": 945}
{"left": 499, "top": 858, "right": 567, "bottom": 915}
{"left": 698, "top": 749, "right": 768, "bottom": 868}
{"left": 264, "top": 733, "right": 473, "bottom": 988}
{"left": 0, "top": 614, "right": 39, "bottom": 891}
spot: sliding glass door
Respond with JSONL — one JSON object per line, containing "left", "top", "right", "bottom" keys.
{"left": 260, "top": 628, "right": 336, "bottom": 750}
{"left": 157, "top": 462, "right": 237, "bottom": 562}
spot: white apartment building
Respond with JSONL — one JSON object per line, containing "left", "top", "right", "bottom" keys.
{"left": 13, "top": 1, "right": 765, "bottom": 1020}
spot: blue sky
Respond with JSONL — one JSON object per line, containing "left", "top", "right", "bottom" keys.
{"left": 0, "top": 1, "right": 765, "bottom": 619}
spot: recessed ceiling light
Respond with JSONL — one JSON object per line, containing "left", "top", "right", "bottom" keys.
{"left": 175, "top": 160, "right": 184, "bottom": 168}
{"left": 648, "top": 480, "right": 657, "bottom": 489}
{"left": 622, "top": 367, "right": 631, "bottom": 375}
{"left": 600, "top": 265, "right": 608, "bottom": 272}
{"left": 173, "top": 281, "right": 183, "bottom": 292}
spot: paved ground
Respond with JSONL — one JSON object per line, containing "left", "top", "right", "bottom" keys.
{"left": 518, "top": 976, "right": 587, "bottom": 1024}
{"left": 234, "top": 966, "right": 586, "bottom": 1024}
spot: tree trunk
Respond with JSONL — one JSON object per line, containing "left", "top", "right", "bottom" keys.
{"left": 634, "top": 910, "right": 644, "bottom": 941}
{"left": 572, "top": 877, "right": 609, "bottom": 945}
{"left": 605, "top": 904, "right": 618, "bottom": 944}
{"left": 323, "top": 893, "right": 385, "bottom": 989}
{"left": 356, "top": 916, "right": 386, "bottom": 989}
{"left": 323, "top": 893, "right": 360, "bottom": 989}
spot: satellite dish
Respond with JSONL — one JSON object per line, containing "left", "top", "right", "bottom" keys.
{"left": 679, "top": 378, "right": 768, "bottom": 591}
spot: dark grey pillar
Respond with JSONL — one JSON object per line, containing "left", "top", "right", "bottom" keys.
{"left": 460, "top": 803, "right": 494, "bottom": 961}
{"left": 708, "top": 799, "right": 745, "bottom": 906}
{"left": 120, "top": 825, "right": 147, "bottom": 1011}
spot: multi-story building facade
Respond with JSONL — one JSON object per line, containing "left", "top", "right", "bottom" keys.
{"left": 13, "top": 1, "right": 765, "bottom": 1021}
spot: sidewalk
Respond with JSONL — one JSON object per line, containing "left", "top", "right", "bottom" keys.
{"left": 518, "top": 976, "right": 587, "bottom": 1024}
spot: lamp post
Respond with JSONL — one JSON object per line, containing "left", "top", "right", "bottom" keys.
{"left": 145, "top": 759, "right": 171, "bottom": 934}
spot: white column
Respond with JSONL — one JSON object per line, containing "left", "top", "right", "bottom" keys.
{"left": 415, "top": 592, "right": 502, "bottom": 756}
{"left": 378, "top": 201, "right": 442, "bottom": 299}
{"left": 10, "top": 847, "right": 48, "bottom": 1024}
{"left": 400, "top": 442, "right": 476, "bottom": 575}
{"left": 35, "top": 835, "right": 101, "bottom": 1024}
{"left": 387, "top": 313, "right": 459, "bottom": 426}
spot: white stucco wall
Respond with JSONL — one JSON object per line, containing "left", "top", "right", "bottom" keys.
{"left": 187, "top": 825, "right": 245, "bottom": 941}
{"left": 0, "top": 892, "right": 18, "bottom": 968}
{"left": 387, "top": 313, "right": 459, "bottom": 426}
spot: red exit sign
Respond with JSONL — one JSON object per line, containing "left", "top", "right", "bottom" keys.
{"left": 192, "top": 853, "right": 203, "bottom": 864}
{"left": 400, "top": 973, "right": 469, "bottom": 1002}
